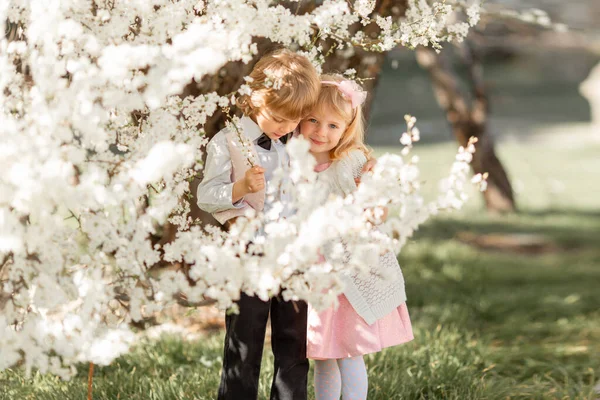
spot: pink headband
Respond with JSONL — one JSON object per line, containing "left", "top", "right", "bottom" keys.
{"left": 321, "top": 80, "right": 367, "bottom": 109}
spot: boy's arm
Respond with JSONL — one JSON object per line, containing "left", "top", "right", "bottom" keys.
{"left": 197, "top": 134, "right": 246, "bottom": 214}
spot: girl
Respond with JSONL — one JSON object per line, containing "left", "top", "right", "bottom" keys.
{"left": 299, "top": 74, "right": 414, "bottom": 400}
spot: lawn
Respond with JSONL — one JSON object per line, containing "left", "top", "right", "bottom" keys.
{"left": 1, "top": 137, "right": 599, "bottom": 399}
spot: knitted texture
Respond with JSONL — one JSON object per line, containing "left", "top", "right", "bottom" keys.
{"left": 341, "top": 250, "right": 406, "bottom": 325}
{"left": 318, "top": 150, "right": 407, "bottom": 325}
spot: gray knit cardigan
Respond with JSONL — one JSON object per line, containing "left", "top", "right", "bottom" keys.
{"left": 319, "top": 150, "right": 407, "bottom": 325}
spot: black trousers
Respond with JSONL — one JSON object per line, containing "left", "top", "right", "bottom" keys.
{"left": 217, "top": 293, "right": 309, "bottom": 400}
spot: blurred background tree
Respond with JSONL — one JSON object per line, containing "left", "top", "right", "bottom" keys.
{"left": 368, "top": 0, "right": 599, "bottom": 212}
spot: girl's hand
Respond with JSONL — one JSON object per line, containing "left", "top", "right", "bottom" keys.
{"left": 365, "top": 206, "right": 388, "bottom": 224}
{"left": 378, "top": 206, "right": 389, "bottom": 222}
{"left": 355, "top": 157, "right": 377, "bottom": 186}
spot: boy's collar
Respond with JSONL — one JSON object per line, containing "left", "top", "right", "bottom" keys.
{"left": 240, "top": 115, "right": 262, "bottom": 142}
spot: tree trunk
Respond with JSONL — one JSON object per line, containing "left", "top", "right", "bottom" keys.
{"left": 416, "top": 43, "right": 516, "bottom": 212}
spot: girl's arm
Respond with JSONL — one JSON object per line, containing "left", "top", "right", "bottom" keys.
{"left": 346, "top": 150, "right": 388, "bottom": 225}
{"left": 355, "top": 156, "right": 377, "bottom": 186}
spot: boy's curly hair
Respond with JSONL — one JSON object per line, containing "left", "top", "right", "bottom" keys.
{"left": 237, "top": 48, "right": 320, "bottom": 121}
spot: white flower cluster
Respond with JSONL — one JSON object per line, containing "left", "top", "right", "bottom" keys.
{"left": 354, "top": 0, "right": 377, "bottom": 24}
{"left": 340, "top": 0, "right": 483, "bottom": 52}
{"left": 0, "top": 0, "right": 484, "bottom": 377}
{"left": 354, "top": 117, "right": 487, "bottom": 250}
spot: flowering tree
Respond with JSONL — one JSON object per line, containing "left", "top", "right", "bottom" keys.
{"left": 0, "top": 0, "right": 489, "bottom": 378}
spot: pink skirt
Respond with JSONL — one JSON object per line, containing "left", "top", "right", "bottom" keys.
{"left": 307, "top": 294, "right": 414, "bottom": 360}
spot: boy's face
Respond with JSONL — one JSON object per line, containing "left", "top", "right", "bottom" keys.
{"left": 299, "top": 105, "right": 350, "bottom": 156}
{"left": 254, "top": 108, "right": 300, "bottom": 140}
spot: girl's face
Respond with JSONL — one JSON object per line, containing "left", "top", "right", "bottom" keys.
{"left": 300, "top": 104, "right": 351, "bottom": 159}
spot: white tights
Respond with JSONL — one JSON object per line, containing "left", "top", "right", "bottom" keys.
{"left": 313, "top": 356, "right": 368, "bottom": 400}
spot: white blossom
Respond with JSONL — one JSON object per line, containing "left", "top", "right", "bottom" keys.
{"left": 130, "top": 141, "right": 194, "bottom": 186}
{"left": 466, "top": 3, "right": 481, "bottom": 26}
{"left": 355, "top": 0, "right": 376, "bottom": 20}
{"left": 0, "top": 0, "right": 486, "bottom": 377}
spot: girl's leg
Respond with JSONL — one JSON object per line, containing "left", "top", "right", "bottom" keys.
{"left": 337, "top": 356, "right": 368, "bottom": 400}
{"left": 314, "top": 359, "right": 342, "bottom": 400}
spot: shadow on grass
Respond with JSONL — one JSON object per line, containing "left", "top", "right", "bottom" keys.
{"left": 414, "top": 208, "right": 600, "bottom": 249}
{"left": 518, "top": 208, "right": 600, "bottom": 219}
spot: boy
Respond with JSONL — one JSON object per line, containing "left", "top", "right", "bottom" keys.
{"left": 197, "top": 48, "right": 320, "bottom": 400}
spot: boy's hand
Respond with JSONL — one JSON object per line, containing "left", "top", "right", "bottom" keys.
{"left": 232, "top": 166, "right": 265, "bottom": 204}
{"left": 243, "top": 166, "right": 266, "bottom": 193}
{"left": 355, "top": 157, "right": 377, "bottom": 186}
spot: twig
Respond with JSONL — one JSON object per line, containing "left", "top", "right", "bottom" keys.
{"left": 87, "top": 362, "right": 94, "bottom": 400}
{"left": 228, "top": 118, "right": 256, "bottom": 168}
{"left": 0, "top": 254, "right": 12, "bottom": 278}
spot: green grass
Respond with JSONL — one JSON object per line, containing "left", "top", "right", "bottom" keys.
{"left": 2, "top": 139, "right": 600, "bottom": 399}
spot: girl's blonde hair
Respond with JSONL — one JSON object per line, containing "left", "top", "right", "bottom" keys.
{"left": 237, "top": 48, "right": 320, "bottom": 121}
{"left": 317, "top": 74, "right": 371, "bottom": 161}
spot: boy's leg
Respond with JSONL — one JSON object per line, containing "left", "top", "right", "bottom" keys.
{"left": 269, "top": 296, "right": 309, "bottom": 400}
{"left": 218, "top": 293, "right": 271, "bottom": 400}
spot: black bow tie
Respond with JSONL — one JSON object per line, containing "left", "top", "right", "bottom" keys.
{"left": 256, "top": 132, "right": 290, "bottom": 151}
